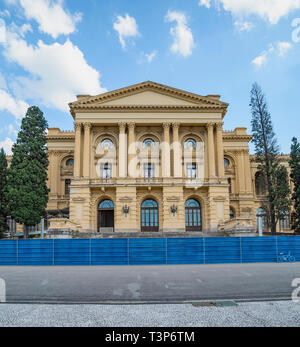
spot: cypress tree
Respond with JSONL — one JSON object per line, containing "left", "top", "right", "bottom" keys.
{"left": 7, "top": 106, "right": 49, "bottom": 238}
{"left": 250, "top": 83, "right": 290, "bottom": 234}
{"left": 290, "top": 137, "right": 300, "bottom": 233}
{"left": 0, "top": 148, "right": 8, "bottom": 237}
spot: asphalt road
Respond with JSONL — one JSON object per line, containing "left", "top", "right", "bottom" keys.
{"left": 0, "top": 263, "right": 299, "bottom": 304}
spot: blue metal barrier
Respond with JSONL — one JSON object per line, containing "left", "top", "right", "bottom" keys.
{"left": 0, "top": 236, "right": 299, "bottom": 266}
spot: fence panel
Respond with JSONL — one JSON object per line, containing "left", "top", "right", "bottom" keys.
{"left": 167, "top": 238, "right": 204, "bottom": 265}
{"left": 277, "top": 236, "right": 300, "bottom": 262}
{"left": 0, "top": 240, "right": 17, "bottom": 265}
{"left": 54, "top": 239, "right": 90, "bottom": 265}
{"left": 0, "top": 236, "right": 300, "bottom": 266}
{"left": 129, "top": 238, "right": 166, "bottom": 265}
{"left": 91, "top": 239, "right": 128, "bottom": 265}
{"left": 241, "top": 236, "right": 278, "bottom": 263}
{"left": 205, "top": 238, "right": 241, "bottom": 264}
{"left": 18, "top": 240, "right": 53, "bottom": 265}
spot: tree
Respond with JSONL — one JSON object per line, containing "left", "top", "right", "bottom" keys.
{"left": 290, "top": 137, "right": 300, "bottom": 233}
{"left": 7, "top": 106, "right": 49, "bottom": 239}
{"left": 250, "top": 83, "right": 291, "bottom": 234}
{"left": 0, "top": 148, "right": 8, "bottom": 237}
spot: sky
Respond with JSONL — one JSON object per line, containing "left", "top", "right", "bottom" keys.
{"left": 0, "top": 0, "right": 300, "bottom": 155}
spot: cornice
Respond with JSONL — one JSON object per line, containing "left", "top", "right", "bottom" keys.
{"left": 69, "top": 81, "right": 229, "bottom": 108}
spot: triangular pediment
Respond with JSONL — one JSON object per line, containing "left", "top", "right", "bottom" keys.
{"left": 69, "top": 81, "right": 228, "bottom": 109}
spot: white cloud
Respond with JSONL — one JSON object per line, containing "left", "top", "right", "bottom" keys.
{"left": 234, "top": 20, "right": 254, "bottom": 32}
{"left": 278, "top": 41, "right": 292, "bottom": 56}
{"left": 9, "top": 22, "right": 32, "bottom": 37}
{"left": 199, "top": 0, "right": 300, "bottom": 24}
{"left": 113, "top": 14, "right": 139, "bottom": 49}
{"left": 252, "top": 42, "right": 292, "bottom": 67}
{"left": 0, "top": 137, "right": 14, "bottom": 155}
{"left": 17, "top": 0, "right": 82, "bottom": 38}
{"left": 165, "top": 10, "right": 195, "bottom": 57}
{"left": 2, "top": 31, "right": 106, "bottom": 111}
{"left": 145, "top": 51, "right": 157, "bottom": 63}
{"left": 0, "top": 10, "right": 10, "bottom": 18}
{"left": 0, "top": 88, "right": 29, "bottom": 118}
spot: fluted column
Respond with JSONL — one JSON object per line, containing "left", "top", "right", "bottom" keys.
{"left": 74, "top": 122, "right": 82, "bottom": 178}
{"left": 216, "top": 122, "right": 225, "bottom": 177}
{"left": 118, "top": 122, "right": 127, "bottom": 178}
{"left": 172, "top": 122, "right": 181, "bottom": 178}
{"left": 128, "top": 122, "right": 136, "bottom": 178}
{"left": 207, "top": 122, "right": 216, "bottom": 177}
{"left": 52, "top": 151, "right": 60, "bottom": 196}
{"left": 83, "top": 122, "right": 91, "bottom": 178}
{"left": 162, "top": 122, "right": 171, "bottom": 178}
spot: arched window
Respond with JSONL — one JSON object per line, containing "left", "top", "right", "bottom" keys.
{"left": 98, "top": 200, "right": 114, "bottom": 232}
{"left": 66, "top": 158, "right": 74, "bottom": 167}
{"left": 255, "top": 172, "right": 267, "bottom": 196}
{"left": 224, "top": 158, "right": 230, "bottom": 169}
{"left": 99, "top": 200, "right": 114, "bottom": 209}
{"left": 279, "top": 211, "right": 290, "bottom": 230}
{"left": 101, "top": 139, "right": 114, "bottom": 150}
{"left": 184, "top": 138, "right": 197, "bottom": 149}
{"left": 230, "top": 207, "right": 235, "bottom": 220}
{"left": 143, "top": 138, "right": 155, "bottom": 148}
{"left": 141, "top": 199, "right": 159, "bottom": 232}
{"left": 185, "top": 199, "right": 202, "bottom": 231}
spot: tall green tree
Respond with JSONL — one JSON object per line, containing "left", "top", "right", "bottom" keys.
{"left": 250, "top": 83, "right": 291, "bottom": 234}
{"left": 0, "top": 148, "right": 8, "bottom": 237}
{"left": 290, "top": 137, "right": 300, "bottom": 233}
{"left": 7, "top": 106, "right": 49, "bottom": 238}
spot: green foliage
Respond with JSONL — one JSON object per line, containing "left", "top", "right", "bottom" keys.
{"left": 250, "top": 83, "right": 290, "bottom": 234}
{"left": 271, "top": 165, "right": 291, "bottom": 222}
{"left": 0, "top": 148, "right": 8, "bottom": 235}
{"left": 7, "top": 106, "right": 49, "bottom": 236}
{"left": 290, "top": 137, "right": 300, "bottom": 233}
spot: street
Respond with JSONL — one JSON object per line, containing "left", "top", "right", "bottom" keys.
{"left": 0, "top": 263, "right": 299, "bottom": 303}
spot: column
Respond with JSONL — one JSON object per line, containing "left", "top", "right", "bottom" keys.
{"left": 162, "top": 123, "right": 171, "bottom": 178}
{"left": 172, "top": 122, "right": 182, "bottom": 178}
{"left": 216, "top": 122, "right": 225, "bottom": 177}
{"left": 52, "top": 151, "right": 59, "bottom": 196}
{"left": 74, "top": 122, "right": 82, "bottom": 178}
{"left": 243, "top": 149, "right": 252, "bottom": 193}
{"left": 207, "top": 122, "right": 216, "bottom": 177}
{"left": 83, "top": 122, "right": 91, "bottom": 178}
{"left": 118, "top": 122, "right": 127, "bottom": 178}
{"left": 128, "top": 122, "right": 136, "bottom": 178}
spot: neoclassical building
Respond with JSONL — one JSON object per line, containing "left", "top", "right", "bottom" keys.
{"left": 45, "top": 81, "right": 292, "bottom": 235}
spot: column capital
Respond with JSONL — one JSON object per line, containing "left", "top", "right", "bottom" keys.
{"left": 216, "top": 122, "right": 224, "bottom": 130}
{"left": 128, "top": 122, "right": 136, "bottom": 130}
{"left": 74, "top": 122, "right": 83, "bottom": 130}
{"left": 206, "top": 122, "right": 215, "bottom": 130}
{"left": 83, "top": 122, "right": 92, "bottom": 130}
{"left": 163, "top": 122, "right": 171, "bottom": 130}
{"left": 118, "top": 122, "right": 126, "bottom": 132}
{"left": 172, "top": 122, "right": 181, "bottom": 130}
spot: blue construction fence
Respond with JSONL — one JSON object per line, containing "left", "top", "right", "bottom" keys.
{"left": 0, "top": 236, "right": 300, "bottom": 266}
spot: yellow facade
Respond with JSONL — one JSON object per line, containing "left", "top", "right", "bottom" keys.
{"left": 46, "top": 81, "right": 292, "bottom": 235}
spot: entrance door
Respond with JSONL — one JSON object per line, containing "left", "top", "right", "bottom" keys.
{"left": 98, "top": 200, "right": 114, "bottom": 232}
{"left": 141, "top": 199, "right": 159, "bottom": 232}
{"left": 185, "top": 199, "right": 202, "bottom": 231}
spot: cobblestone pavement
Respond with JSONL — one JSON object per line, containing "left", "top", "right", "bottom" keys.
{"left": 0, "top": 301, "right": 299, "bottom": 327}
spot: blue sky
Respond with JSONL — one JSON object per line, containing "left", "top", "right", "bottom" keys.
{"left": 0, "top": 0, "right": 300, "bottom": 154}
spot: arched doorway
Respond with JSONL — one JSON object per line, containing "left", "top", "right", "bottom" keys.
{"left": 98, "top": 200, "right": 114, "bottom": 233}
{"left": 185, "top": 199, "right": 202, "bottom": 231}
{"left": 141, "top": 199, "right": 159, "bottom": 232}
{"left": 256, "top": 208, "right": 267, "bottom": 236}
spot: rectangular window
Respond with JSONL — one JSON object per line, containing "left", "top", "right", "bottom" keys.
{"left": 65, "top": 179, "right": 71, "bottom": 195}
{"left": 186, "top": 163, "right": 197, "bottom": 178}
{"left": 144, "top": 163, "right": 155, "bottom": 178}
{"left": 101, "top": 163, "right": 112, "bottom": 179}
